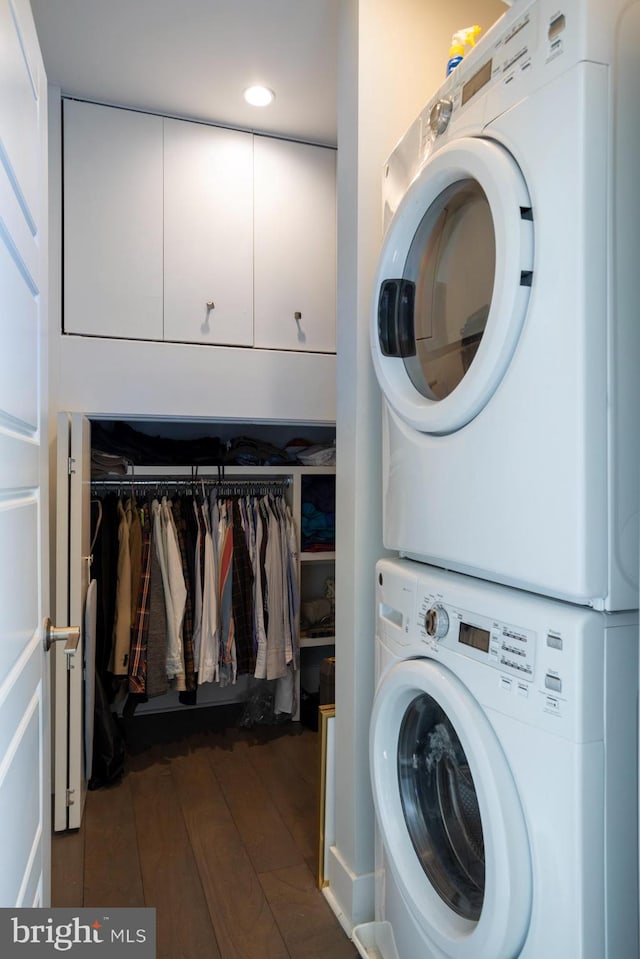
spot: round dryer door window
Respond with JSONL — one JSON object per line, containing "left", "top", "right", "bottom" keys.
{"left": 372, "top": 137, "right": 534, "bottom": 434}
{"left": 371, "top": 658, "right": 532, "bottom": 959}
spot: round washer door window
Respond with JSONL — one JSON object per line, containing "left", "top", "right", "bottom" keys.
{"left": 398, "top": 691, "right": 485, "bottom": 922}
{"left": 370, "top": 658, "right": 532, "bottom": 959}
{"left": 371, "top": 137, "right": 533, "bottom": 435}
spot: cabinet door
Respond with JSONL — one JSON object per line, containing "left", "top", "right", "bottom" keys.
{"left": 254, "top": 137, "right": 336, "bottom": 353}
{"left": 63, "top": 100, "right": 163, "bottom": 339}
{"left": 164, "top": 119, "right": 254, "bottom": 346}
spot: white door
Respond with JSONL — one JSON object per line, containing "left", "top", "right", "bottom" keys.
{"left": 370, "top": 658, "right": 531, "bottom": 958}
{"left": 0, "top": 0, "right": 50, "bottom": 906}
{"left": 371, "top": 137, "right": 534, "bottom": 434}
{"left": 53, "top": 413, "right": 91, "bottom": 831}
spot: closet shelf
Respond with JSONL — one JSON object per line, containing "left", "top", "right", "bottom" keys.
{"left": 300, "top": 551, "right": 335, "bottom": 563}
{"left": 299, "top": 635, "right": 335, "bottom": 649}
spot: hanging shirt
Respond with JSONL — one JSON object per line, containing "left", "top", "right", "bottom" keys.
{"left": 110, "top": 498, "right": 132, "bottom": 675}
{"left": 284, "top": 500, "right": 300, "bottom": 669}
{"left": 264, "top": 496, "right": 287, "bottom": 680}
{"left": 171, "top": 497, "right": 197, "bottom": 693}
{"left": 128, "top": 506, "right": 152, "bottom": 695}
{"left": 146, "top": 508, "right": 169, "bottom": 699}
{"left": 275, "top": 496, "right": 293, "bottom": 666}
{"left": 218, "top": 500, "right": 236, "bottom": 686}
{"left": 253, "top": 501, "right": 268, "bottom": 679}
{"left": 127, "top": 497, "right": 142, "bottom": 627}
{"left": 198, "top": 499, "right": 219, "bottom": 685}
{"left": 243, "top": 495, "right": 258, "bottom": 654}
{"left": 151, "top": 500, "right": 184, "bottom": 690}
{"left": 191, "top": 499, "right": 204, "bottom": 673}
{"left": 231, "top": 498, "right": 255, "bottom": 676}
{"left": 160, "top": 497, "right": 187, "bottom": 689}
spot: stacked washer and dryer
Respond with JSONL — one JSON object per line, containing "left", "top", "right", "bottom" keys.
{"left": 353, "top": 1, "right": 640, "bottom": 958}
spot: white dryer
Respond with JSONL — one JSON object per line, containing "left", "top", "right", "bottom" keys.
{"left": 353, "top": 557, "right": 638, "bottom": 959}
{"left": 371, "top": 0, "right": 640, "bottom": 610}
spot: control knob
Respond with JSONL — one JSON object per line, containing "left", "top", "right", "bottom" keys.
{"left": 429, "top": 98, "right": 453, "bottom": 136}
{"left": 425, "top": 604, "right": 450, "bottom": 639}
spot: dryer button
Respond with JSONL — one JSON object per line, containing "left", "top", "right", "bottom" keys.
{"left": 547, "top": 633, "right": 563, "bottom": 650}
{"left": 545, "top": 674, "right": 562, "bottom": 693}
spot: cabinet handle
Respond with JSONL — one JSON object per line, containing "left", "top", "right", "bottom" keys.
{"left": 293, "top": 311, "right": 306, "bottom": 344}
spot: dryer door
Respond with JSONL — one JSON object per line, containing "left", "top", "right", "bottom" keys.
{"left": 371, "top": 658, "right": 531, "bottom": 958}
{"left": 372, "top": 137, "right": 533, "bottom": 434}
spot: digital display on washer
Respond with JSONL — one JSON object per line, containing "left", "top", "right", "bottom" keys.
{"left": 459, "top": 621, "right": 491, "bottom": 653}
{"left": 461, "top": 59, "right": 492, "bottom": 106}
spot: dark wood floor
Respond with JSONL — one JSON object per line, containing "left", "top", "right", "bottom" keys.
{"left": 52, "top": 719, "right": 357, "bottom": 959}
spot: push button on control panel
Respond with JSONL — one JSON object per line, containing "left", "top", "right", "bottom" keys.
{"left": 547, "top": 633, "right": 563, "bottom": 650}
{"left": 545, "top": 674, "right": 562, "bottom": 693}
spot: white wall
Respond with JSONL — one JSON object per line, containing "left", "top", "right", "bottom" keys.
{"left": 331, "top": 0, "right": 506, "bottom": 931}
{"left": 54, "top": 334, "right": 336, "bottom": 423}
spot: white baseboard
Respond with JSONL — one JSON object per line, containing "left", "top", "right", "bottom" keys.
{"left": 323, "top": 844, "right": 374, "bottom": 935}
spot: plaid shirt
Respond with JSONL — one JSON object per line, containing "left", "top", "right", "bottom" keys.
{"left": 128, "top": 506, "right": 151, "bottom": 694}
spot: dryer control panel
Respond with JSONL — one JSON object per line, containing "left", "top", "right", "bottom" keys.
{"left": 418, "top": 592, "right": 537, "bottom": 682}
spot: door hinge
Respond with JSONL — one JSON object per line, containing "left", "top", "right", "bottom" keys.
{"left": 68, "top": 456, "right": 76, "bottom": 475}
{"left": 66, "top": 788, "right": 75, "bottom": 807}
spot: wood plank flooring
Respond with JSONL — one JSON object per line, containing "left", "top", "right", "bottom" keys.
{"left": 52, "top": 721, "right": 358, "bottom": 959}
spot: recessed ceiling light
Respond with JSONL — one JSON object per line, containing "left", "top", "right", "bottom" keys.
{"left": 243, "top": 85, "right": 275, "bottom": 107}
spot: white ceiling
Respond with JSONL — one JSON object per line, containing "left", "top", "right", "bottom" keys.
{"left": 30, "top": 0, "right": 339, "bottom": 146}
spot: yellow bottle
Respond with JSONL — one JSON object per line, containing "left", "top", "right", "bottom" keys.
{"left": 446, "top": 25, "right": 482, "bottom": 75}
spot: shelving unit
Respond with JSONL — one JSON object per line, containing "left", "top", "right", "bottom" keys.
{"left": 296, "top": 466, "right": 336, "bottom": 655}
{"left": 217, "top": 465, "right": 336, "bottom": 659}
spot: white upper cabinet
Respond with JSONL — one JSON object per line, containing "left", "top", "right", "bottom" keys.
{"left": 62, "top": 101, "right": 336, "bottom": 353}
{"left": 163, "top": 119, "right": 254, "bottom": 347}
{"left": 254, "top": 137, "right": 336, "bottom": 352}
{"left": 63, "top": 100, "right": 164, "bottom": 340}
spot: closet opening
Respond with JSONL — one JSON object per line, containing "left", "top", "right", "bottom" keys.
{"left": 52, "top": 414, "right": 344, "bottom": 953}
{"left": 53, "top": 414, "right": 336, "bottom": 827}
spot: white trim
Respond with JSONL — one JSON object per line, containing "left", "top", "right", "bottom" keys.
{"left": 0, "top": 687, "right": 40, "bottom": 788}
{"left": 15, "top": 822, "right": 42, "bottom": 907}
{"left": 0, "top": 627, "right": 39, "bottom": 710}
{"left": 325, "top": 844, "right": 375, "bottom": 933}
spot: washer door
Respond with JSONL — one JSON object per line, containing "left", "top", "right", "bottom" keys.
{"left": 371, "top": 137, "right": 534, "bottom": 434}
{"left": 371, "top": 658, "right": 532, "bottom": 958}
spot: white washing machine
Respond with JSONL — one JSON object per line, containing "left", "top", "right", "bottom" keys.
{"left": 371, "top": 0, "right": 640, "bottom": 610}
{"left": 353, "top": 557, "right": 638, "bottom": 959}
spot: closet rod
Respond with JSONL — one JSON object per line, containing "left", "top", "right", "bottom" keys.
{"left": 90, "top": 476, "right": 292, "bottom": 490}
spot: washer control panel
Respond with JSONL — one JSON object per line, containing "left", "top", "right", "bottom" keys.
{"left": 418, "top": 592, "right": 536, "bottom": 682}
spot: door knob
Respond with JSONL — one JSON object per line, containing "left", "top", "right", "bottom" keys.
{"left": 43, "top": 618, "right": 80, "bottom": 655}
